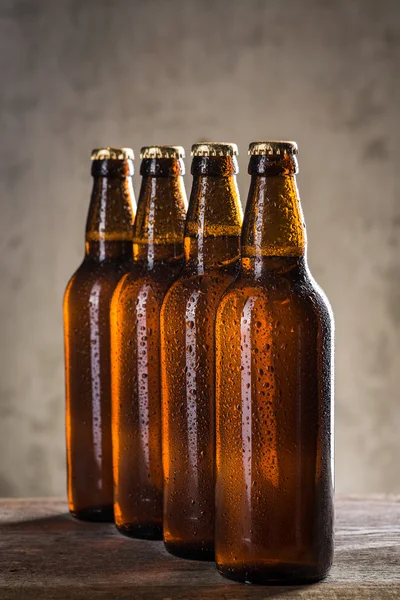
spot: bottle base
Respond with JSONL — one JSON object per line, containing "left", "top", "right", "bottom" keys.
{"left": 216, "top": 562, "right": 330, "bottom": 585}
{"left": 116, "top": 522, "right": 163, "bottom": 541}
{"left": 70, "top": 505, "right": 114, "bottom": 523}
{"left": 165, "top": 540, "right": 214, "bottom": 561}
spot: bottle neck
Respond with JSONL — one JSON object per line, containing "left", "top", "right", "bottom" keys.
{"left": 241, "top": 173, "right": 306, "bottom": 275}
{"left": 85, "top": 159, "right": 136, "bottom": 260}
{"left": 185, "top": 159, "right": 243, "bottom": 273}
{"left": 133, "top": 164, "right": 187, "bottom": 267}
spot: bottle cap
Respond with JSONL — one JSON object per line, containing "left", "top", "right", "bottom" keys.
{"left": 140, "top": 145, "right": 185, "bottom": 159}
{"left": 248, "top": 141, "right": 298, "bottom": 156}
{"left": 91, "top": 147, "right": 134, "bottom": 160}
{"left": 191, "top": 142, "right": 238, "bottom": 157}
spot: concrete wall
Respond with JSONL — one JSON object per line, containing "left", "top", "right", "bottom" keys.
{"left": 0, "top": 0, "right": 399, "bottom": 496}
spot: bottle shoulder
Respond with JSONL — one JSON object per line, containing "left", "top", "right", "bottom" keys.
{"left": 306, "top": 272, "right": 334, "bottom": 323}
{"left": 67, "top": 254, "right": 133, "bottom": 278}
{"left": 118, "top": 262, "right": 180, "bottom": 293}
{"left": 112, "top": 262, "right": 182, "bottom": 312}
{"left": 63, "top": 258, "right": 129, "bottom": 306}
{"left": 218, "top": 268, "right": 333, "bottom": 325}
{"left": 162, "top": 268, "right": 237, "bottom": 309}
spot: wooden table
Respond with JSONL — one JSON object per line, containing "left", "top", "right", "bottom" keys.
{"left": 0, "top": 496, "right": 399, "bottom": 599}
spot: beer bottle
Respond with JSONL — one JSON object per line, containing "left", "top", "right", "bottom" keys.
{"left": 111, "top": 146, "right": 187, "bottom": 539}
{"left": 161, "top": 142, "right": 243, "bottom": 560}
{"left": 215, "top": 141, "right": 334, "bottom": 583}
{"left": 64, "top": 147, "right": 136, "bottom": 521}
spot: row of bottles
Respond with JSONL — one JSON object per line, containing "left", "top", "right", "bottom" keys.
{"left": 63, "top": 142, "right": 334, "bottom": 584}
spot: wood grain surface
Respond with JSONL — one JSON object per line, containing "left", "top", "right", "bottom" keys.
{"left": 0, "top": 496, "right": 399, "bottom": 599}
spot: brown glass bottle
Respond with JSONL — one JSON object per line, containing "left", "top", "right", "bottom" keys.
{"left": 215, "top": 141, "right": 334, "bottom": 583}
{"left": 161, "top": 142, "right": 243, "bottom": 560}
{"left": 63, "top": 147, "right": 136, "bottom": 521}
{"left": 111, "top": 146, "right": 187, "bottom": 539}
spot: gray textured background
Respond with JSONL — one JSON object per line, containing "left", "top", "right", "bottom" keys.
{"left": 0, "top": 0, "right": 399, "bottom": 497}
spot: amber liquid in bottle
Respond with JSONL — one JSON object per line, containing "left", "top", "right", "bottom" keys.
{"left": 64, "top": 152, "right": 136, "bottom": 521}
{"left": 161, "top": 146, "right": 243, "bottom": 560}
{"left": 111, "top": 151, "right": 187, "bottom": 539}
{"left": 215, "top": 144, "right": 334, "bottom": 583}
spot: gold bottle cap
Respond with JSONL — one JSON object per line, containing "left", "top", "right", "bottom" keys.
{"left": 191, "top": 142, "right": 239, "bottom": 157}
{"left": 248, "top": 141, "right": 298, "bottom": 156}
{"left": 91, "top": 147, "right": 134, "bottom": 161}
{"left": 140, "top": 145, "right": 185, "bottom": 159}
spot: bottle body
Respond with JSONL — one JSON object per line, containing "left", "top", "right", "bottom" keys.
{"left": 215, "top": 143, "right": 334, "bottom": 583}
{"left": 111, "top": 262, "right": 182, "bottom": 538}
{"left": 161, "top": 148, "right": 243, "bottom": 560}
{"left": 215, "top": 257, "right": 334, "bottom": 583}
{"left": 64, "top": 152, "right": 135, "bottom": 521}
{"left": 161, "top": 258, "right": 239, "bottom": 559}
{"left": 111, "top": 152, "right": 187, "bottom": 539}
{"left": 64, "top": 245, "right": 133, "bottom": 520}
